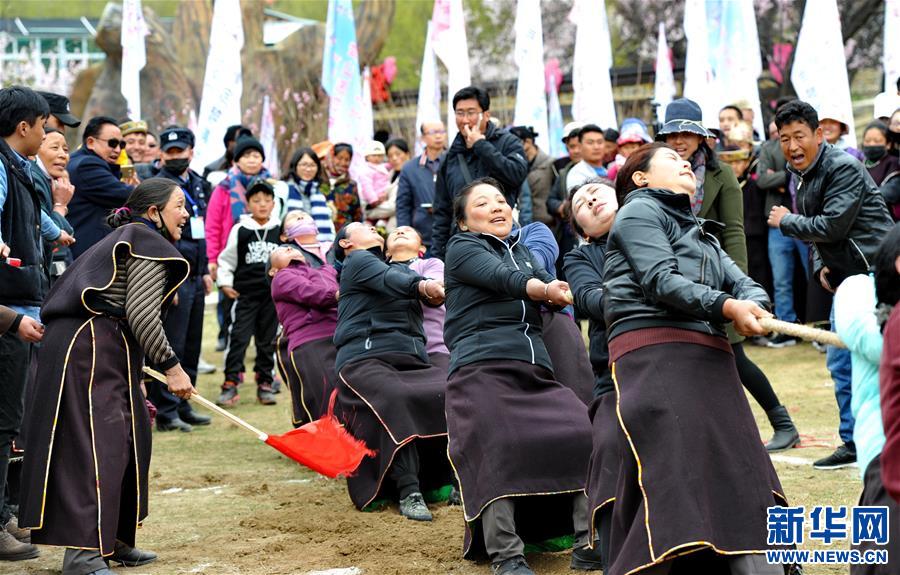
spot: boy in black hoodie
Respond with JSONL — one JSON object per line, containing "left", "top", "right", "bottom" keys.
{"left": 216, "top": 177, "right": 282, "bottom": 406}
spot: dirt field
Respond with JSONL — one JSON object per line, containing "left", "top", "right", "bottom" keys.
{"left": 4, "top": 316, "right": 866, "bottom": 575}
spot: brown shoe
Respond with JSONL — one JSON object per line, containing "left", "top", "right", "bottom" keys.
{"left": 0, "top": 528, "right": 39, "bottom": 561}
{"left": 4, "top": 516, "right": 29, "bottom": 543}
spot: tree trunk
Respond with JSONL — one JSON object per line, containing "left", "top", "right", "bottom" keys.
{"left": 78, "top": 2, "right": 198, "bottom": 136}
{"left": 173, "top": 0, "right": 213, "bottom": 104}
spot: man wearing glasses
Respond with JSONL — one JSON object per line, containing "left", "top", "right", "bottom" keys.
{"left": 396, "top": 121, "right": 447, "bottom": 250}
{"left": 67, "top": 116, "right": 140, "bottom": 258}
{"left": 430, "top": 86, "right": 529, "bottom": 260}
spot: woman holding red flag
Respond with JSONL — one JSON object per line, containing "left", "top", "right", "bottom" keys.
{"left": 18, "top": 179, "right": 194, "bottom": 575}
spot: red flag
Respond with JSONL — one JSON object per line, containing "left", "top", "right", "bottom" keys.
{"left": 264, "top": 390, "right": 375, "bottom": 478}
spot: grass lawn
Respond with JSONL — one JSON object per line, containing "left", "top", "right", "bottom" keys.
{"left": 13, "top": 311, "right": 866, "bottom": 574}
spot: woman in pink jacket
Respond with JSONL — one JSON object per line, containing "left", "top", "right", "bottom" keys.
{"left": 205, "top": 137, "right": 269, "bottom": 278}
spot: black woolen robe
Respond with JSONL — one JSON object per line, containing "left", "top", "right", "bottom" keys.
{"left": 18, "top": 223, "right": 188, "bottom": 555}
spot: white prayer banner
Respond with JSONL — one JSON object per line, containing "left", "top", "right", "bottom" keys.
{"left": 568, "top": 0, "right": 617, "bottom": 130}
{"left": 191, "top": 0, "right": 244, "bottom": 172}
{"left": 322, "top": 0, "right": 368, "bottom": 178}
{"left": 513, "top": 0, "right": 550, "bottom": 152}
{"left": 414, "top": 20, "right": 442, "bottom": 155}
{"left": 547, "top": 72, "right": 566, "bottom": 158}
{"left": 653, "top": 22, "right": 676, "bottom": 126}
{"left": 259, "top": 95, "right": 279, "bottom": 177}
{"left": 792, "top": 0, "right": 857, "bottom": 147}
{"left": 706, "top": 0, "right": 765, "bottom": 138}
{"left": 431, "top": 0, "right": 471, "bottom": 143}
{"left": 683, "top": 0, "right": 720, "bottom": 128}
{"left": 121, "top": 0, "right": 148, "bottom": 120}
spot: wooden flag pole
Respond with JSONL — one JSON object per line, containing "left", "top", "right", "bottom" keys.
{"left": 142, "top": 367, "right": 268, "bottom": 440}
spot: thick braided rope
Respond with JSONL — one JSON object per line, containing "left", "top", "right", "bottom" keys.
{"left": 759, "top": 317, "right": 846, "bottom": 349}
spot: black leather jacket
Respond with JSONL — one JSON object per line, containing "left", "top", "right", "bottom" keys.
{"left": 781, "top": 143, "right": 893, "bottom": 287}
{"left": 603, "top": 188, "right": 769, "bottom": 341}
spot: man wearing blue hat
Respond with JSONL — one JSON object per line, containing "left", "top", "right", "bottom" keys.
{"left": 142, "top": 126, "right": 214, "bottom": 432}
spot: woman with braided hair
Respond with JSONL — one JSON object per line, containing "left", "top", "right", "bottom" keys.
{"left": 18, "top": 178, "right": 193, "bottom": 575}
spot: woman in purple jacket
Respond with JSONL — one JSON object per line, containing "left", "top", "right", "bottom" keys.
{"left": 385, "top": 226, "right": 450, "bottom": 373}
{"left": 269, "top": 211, "right": 340, "bottom": 427}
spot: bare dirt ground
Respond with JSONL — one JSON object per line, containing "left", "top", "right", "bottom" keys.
{"left": 3, "top": 318, "right": 863, "bottom": 575}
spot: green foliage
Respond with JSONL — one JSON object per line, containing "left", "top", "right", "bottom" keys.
{"left": 271, "top": 0, "right": 328, "bottom": 20}
{"left": 0, "top": 0, "right": 181, "bottom": 18}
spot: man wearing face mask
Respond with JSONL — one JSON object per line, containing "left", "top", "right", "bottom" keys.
{"left": 143, "top": 126, "right": 213, "bottom": 431}
{"left": 861, "top": 120, "right": 900, "bottom": 221}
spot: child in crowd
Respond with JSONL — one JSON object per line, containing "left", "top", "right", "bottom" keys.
{"left": 216, "top": 177, "right": 282, "bottom": 407}
{"left": 357, "top": 140, "right": 391, "bottom": 211}
{"left": 206, "top": 136, "right": 270, "bottom": 276}
{"left": 206, "top": 135, "right": 270, "bottom": 350}
{"left": 365, "top": 139, "right": 409, "bottom": 232}
{"left": 606, "top": 118, "right": 652, "bottom": 181}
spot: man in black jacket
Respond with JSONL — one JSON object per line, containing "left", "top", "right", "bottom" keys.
{"left": 768, "top": 100, "right": 893, "bottom": 470}
{"left": 431, "top": 86, "right": 528, "bottom": 260}
{"left": 0, "top": 85, "right": 47, "bottom": 561}
{"left": 67, "top": 116, "right": 138, "bottom": 258}
{"left": 142, "top": 126, "right": 214, "bottom": 432}
{"left": 396, "top": 121, "right": 446, "bottom": 247}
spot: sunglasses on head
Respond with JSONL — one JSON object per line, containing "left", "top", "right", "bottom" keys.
{"left": 96, "top": 137, "right": 126, "bottom": 149}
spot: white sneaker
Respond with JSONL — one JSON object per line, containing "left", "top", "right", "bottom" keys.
{"left": 197, "top": 358, "right": 216, "bottom": 374}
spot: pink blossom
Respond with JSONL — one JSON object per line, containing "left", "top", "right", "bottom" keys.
{"left": 382, "top": 57, "right": 397, "bottom": 84}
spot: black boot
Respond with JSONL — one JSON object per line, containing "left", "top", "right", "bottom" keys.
{"left": 765, "top": 405, "right": 800, "bottom": 452}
